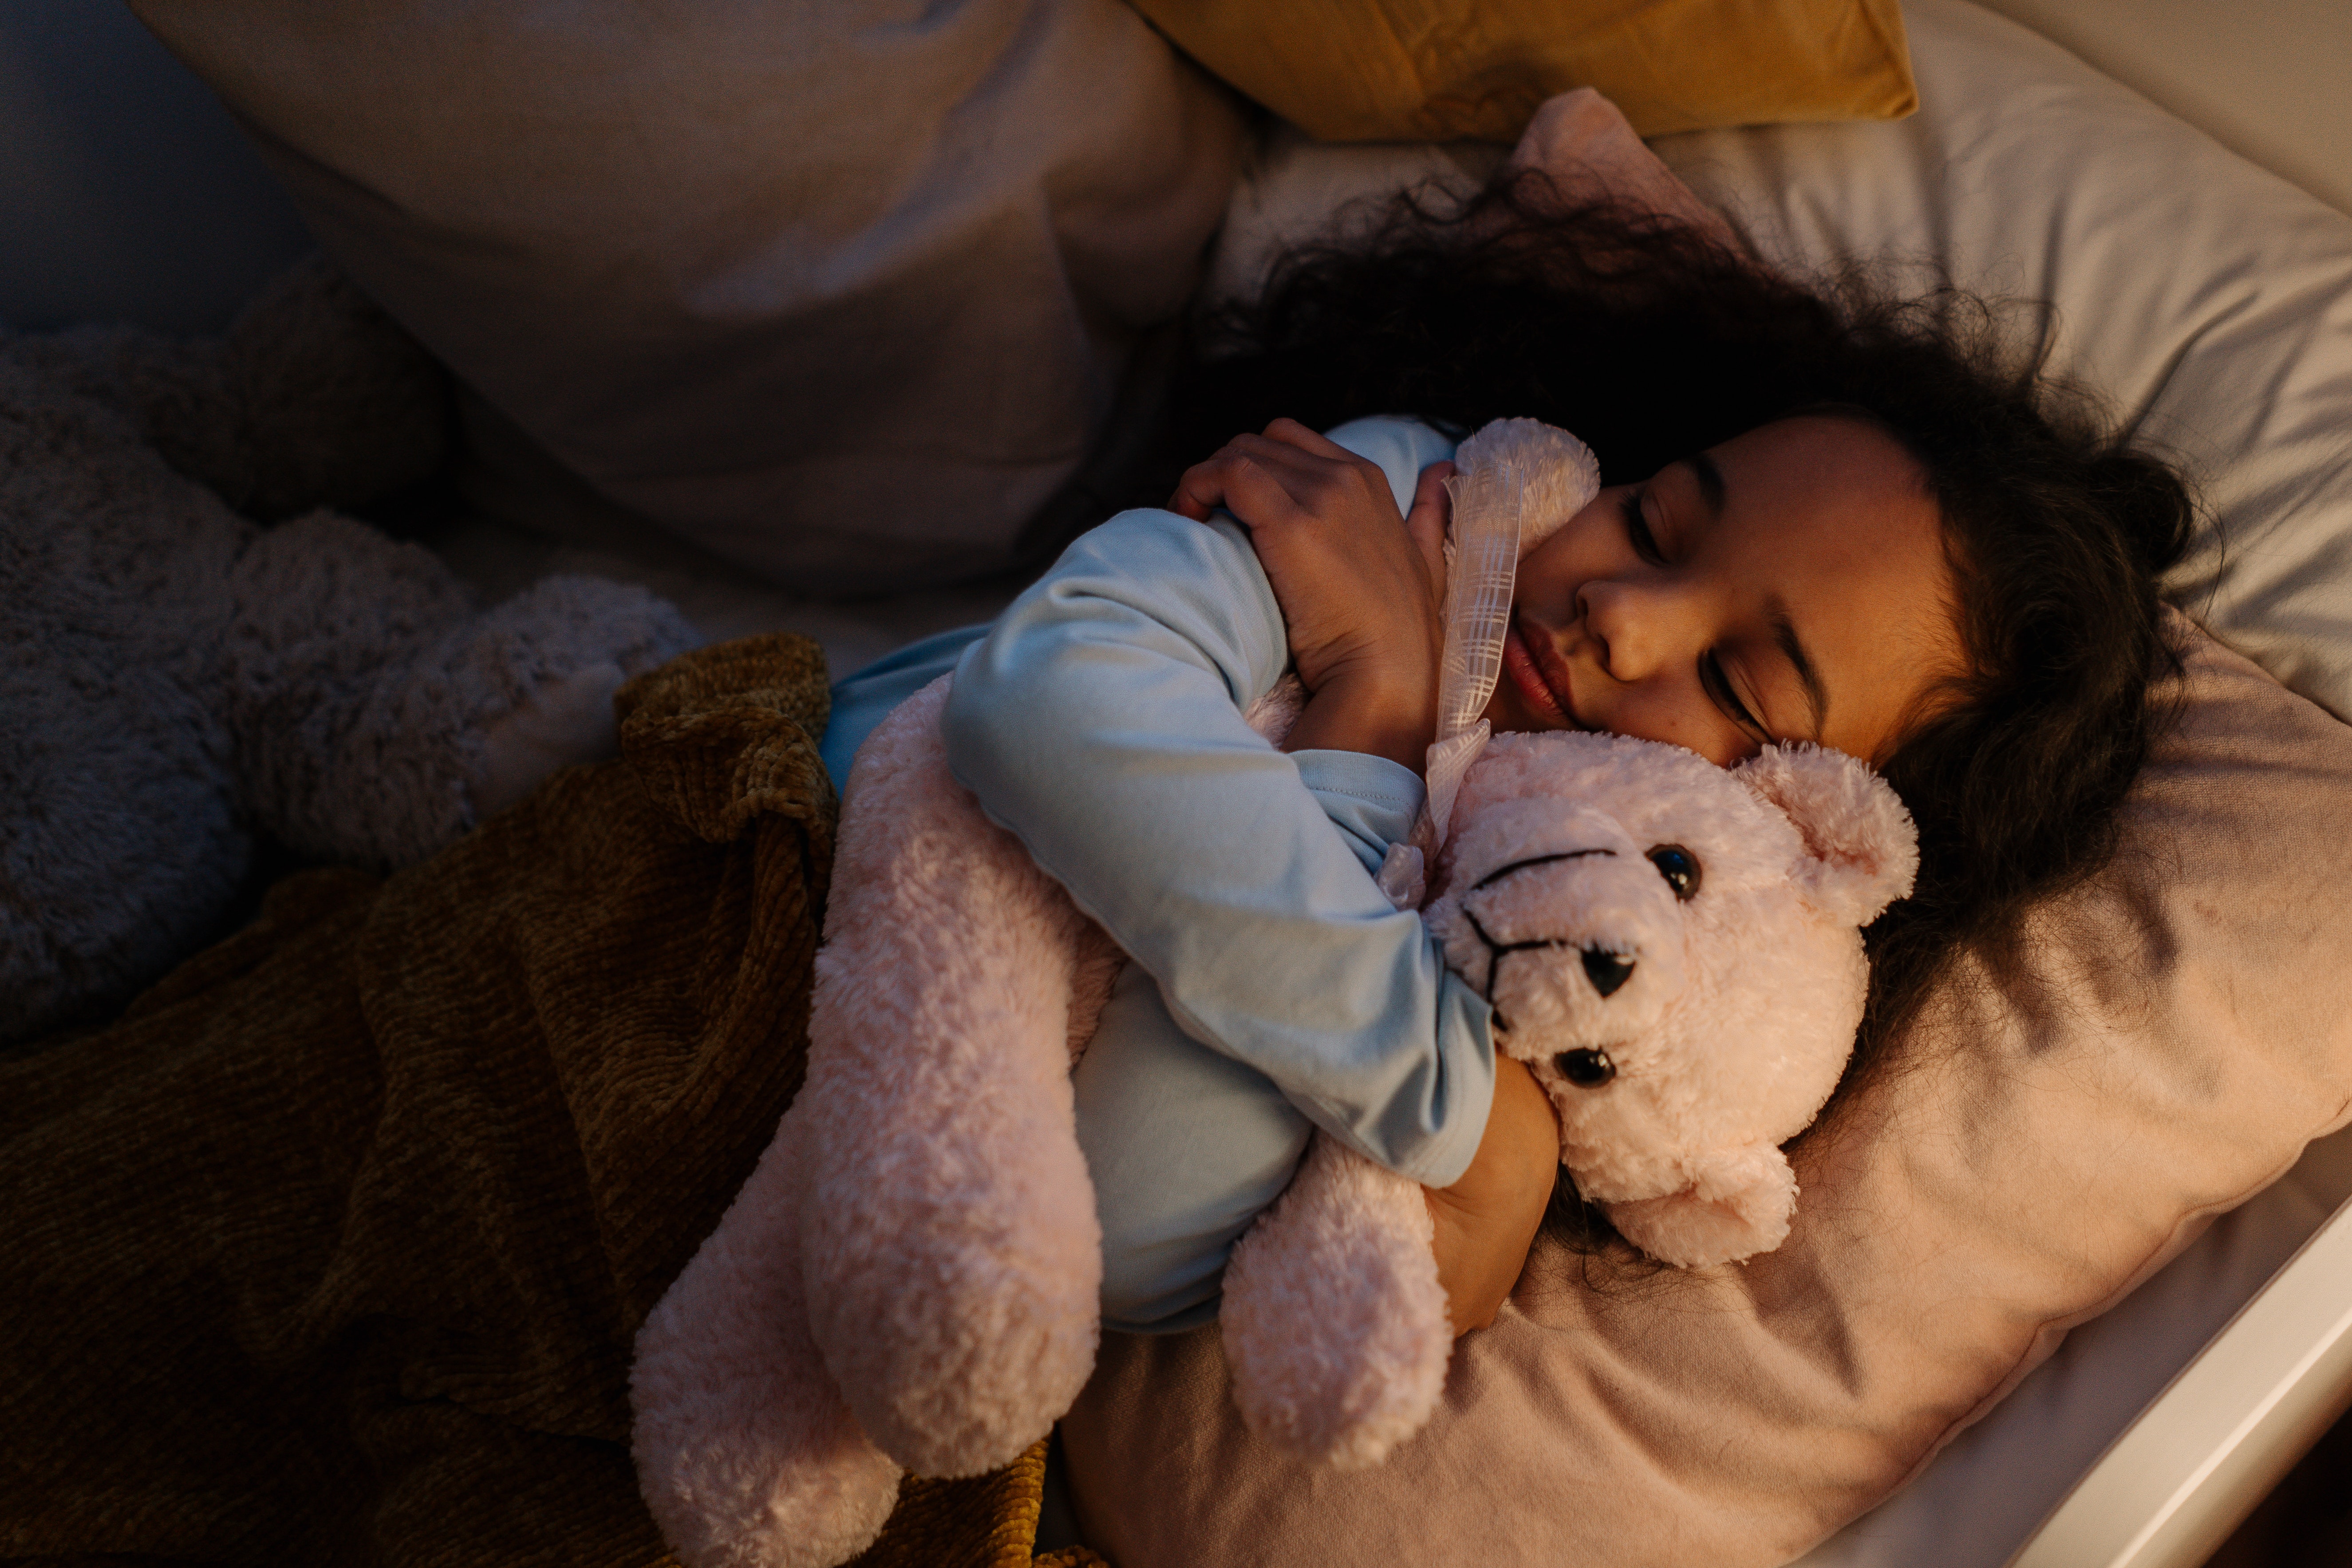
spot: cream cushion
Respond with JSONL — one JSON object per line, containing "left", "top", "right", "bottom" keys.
{"left": 125, "top": 0, "right": 1247, "bottom": 597}
{"left": 1797, "top": 1122, "right": 2352, "bottom": 1566}
{"left": 1061, "top": 3, "right": 2352, "bottom": 1562}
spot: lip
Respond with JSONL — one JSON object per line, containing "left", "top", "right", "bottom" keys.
{"left": 1503, "top": 615, "right": 1583, "bottom": 729}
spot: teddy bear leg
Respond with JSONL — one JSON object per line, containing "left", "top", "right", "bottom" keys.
{"left": 1220, "top": 1132, "right": 1454, "bottom": 1469}
{"left": 226, "top": 513, "right": 697, "bottom": 868}
{"left": 0, "top": 626, "right": 252, "bottom": 1043}
{"left": 796, "top": 678, "right": 1103, "bottom": 1479}
{"left": 632, "top": 1102, "right": 903, "bottom": 1568}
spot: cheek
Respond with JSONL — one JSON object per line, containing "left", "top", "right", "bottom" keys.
{"left": 1515, "top": 494, "right": 1627, "bottom": 606}
{"left": 1583, "top": 687, "right": 1753, "bottom": 767}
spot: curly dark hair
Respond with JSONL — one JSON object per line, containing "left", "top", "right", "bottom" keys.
{"left": 1172, "top": 172, "right": 2196, "bottom": 1252}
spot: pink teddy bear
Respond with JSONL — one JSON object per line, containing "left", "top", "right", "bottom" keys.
{"left": 630, "top": 423, "right": 1918, "bottom": 1568}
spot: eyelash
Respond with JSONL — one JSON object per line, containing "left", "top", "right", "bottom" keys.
{"left": 1701, "top": 652, "right": 1765, "bottom": 738}
{"left": 1620, "top": 486, "right": 1763, "bottom": 739}
{"left": 1618, "top": 489, "right": 1666, "bottom": 565}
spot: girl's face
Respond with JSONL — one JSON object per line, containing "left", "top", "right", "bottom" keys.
{"left": 1485, "top": 415, "right": 1961, "bottom": 767}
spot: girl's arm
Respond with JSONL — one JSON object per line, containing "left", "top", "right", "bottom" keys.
{"left": 1427, "top": 1054, "right": 1559, "bottom": 1331}
{"left": 941, "top": 417, "right": 1496, "bottom": 1189}
{"left": 1164, "top": 419, "right": 1452, "bottom": 774}
{"left": 1167, "top": 418, "right": 1563, "bottom": 1331}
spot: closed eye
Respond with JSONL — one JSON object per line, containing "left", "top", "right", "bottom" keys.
{"left": 1618, "top": 489, "right": 1666, "bottom": 565}
{"left": 1701, "top": 650, "right": 1768, "bottom": 742}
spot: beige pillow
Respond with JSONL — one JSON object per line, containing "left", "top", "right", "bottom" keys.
{"left": 127, "top": 0, "right": 1246, "bottom": 596}
{"left": 1061, "top": 624, "right": 2352, "bottom": 1566}
{"left": 1128, "top": 0, "right": 1918, "bottom": 142}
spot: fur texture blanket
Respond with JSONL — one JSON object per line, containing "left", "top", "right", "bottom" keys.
{"left": 0, "top": 635, "right": 1083, "bottom": 1568}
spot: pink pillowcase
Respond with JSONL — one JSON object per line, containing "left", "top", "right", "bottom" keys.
{"left": 1061, "top": 621, "right": 2352, "bottom": 1566}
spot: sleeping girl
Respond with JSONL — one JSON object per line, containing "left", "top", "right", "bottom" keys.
{"left": 816, "top": 174, "right": 2194, "bottom": 1336}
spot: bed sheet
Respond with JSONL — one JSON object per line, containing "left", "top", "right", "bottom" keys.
{"left": 425, "top": 508, "right": 1019, "bottom": 692}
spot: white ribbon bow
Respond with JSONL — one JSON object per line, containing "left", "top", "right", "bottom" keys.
{"left": 1373, "top": 421, "right": 1599, "bottom": 909}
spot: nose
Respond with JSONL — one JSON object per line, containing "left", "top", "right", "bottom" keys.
{"left": 1582, "top": 948, "right": 1635, "bottom": 997}
{"left": 1578, "top": 577, "right": 1701, "bottom": 683}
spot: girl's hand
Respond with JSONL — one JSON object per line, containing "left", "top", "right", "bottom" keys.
{"left": 1424, "top": 1055, "right": 1560, "bottom": 1333}
{"left": 1170, "top": 419, "right": 1454, "bottom": 770}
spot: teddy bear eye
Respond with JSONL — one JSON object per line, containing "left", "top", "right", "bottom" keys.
{"left": 1555, "top": 1048, "right": 1617, "bottom": 1088}
{"left": 1646, "top": 844, "right": 1701, "bottom": 901}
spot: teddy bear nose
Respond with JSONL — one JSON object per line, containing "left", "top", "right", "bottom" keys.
{"left": 1581, "top": 948, "right": 1635, "bottom": 998}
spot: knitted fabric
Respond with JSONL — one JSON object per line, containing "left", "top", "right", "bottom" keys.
{"left": 0, "top": 633, "right": 1097, "bottom": 1567}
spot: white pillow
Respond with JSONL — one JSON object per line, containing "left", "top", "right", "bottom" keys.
{"left": 1204, "top": 0, "right": 2352, "bottom": 723}
{"left": 1650, "top": 0, "right": 2352, "bottom": 723}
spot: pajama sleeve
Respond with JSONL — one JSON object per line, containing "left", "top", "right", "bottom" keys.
{"left": 941, "top": 416, "right": 1496, "bottom": 1187}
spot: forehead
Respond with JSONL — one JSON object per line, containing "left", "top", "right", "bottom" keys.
{"left": 1701, "top": 416, "right": 1956, "bottom": 756}
{"left": 1703, "top": 414, "right": 1938, "bottom": 550}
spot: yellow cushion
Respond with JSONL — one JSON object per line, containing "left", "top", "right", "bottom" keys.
{"left": 1127, "top": 0, "right": 1917, "bottom": 141}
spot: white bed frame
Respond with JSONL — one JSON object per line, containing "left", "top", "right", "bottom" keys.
{"left": 2012, "top": 1192, "right": 2352, "bottom": 1565}
{"left": 4, "top": 3, "right": 2347, "bottom": 1564}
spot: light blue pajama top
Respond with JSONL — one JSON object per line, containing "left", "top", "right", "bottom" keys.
{"left": 819, "top": 416, "right": 1496, "bottom": 1331}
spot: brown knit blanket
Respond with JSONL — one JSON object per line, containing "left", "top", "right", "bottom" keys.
{"left": 1, "top": 635, "right": 1097, "bottom": 1568}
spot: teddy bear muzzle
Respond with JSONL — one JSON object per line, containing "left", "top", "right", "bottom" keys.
{"left": 1436, "top": 844, "right": 1687, "bottom": 1051}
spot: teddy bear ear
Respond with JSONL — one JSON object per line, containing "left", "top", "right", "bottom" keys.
{"left": 1733, "top": 743, "right": 1920, "bottom": 928}
{"left": 1604, "top": 1145, "right": 1798, "bottom": 1268}
{"left": 1452, "top": 417, "right": 1598, "bottom": 548}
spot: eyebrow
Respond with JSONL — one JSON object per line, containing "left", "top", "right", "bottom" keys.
{"left": 1684, "top": 450, "right": 1827, "bottom": 743}
{"left": 1767, "top": 594, "right": 1829, "bottom": 740}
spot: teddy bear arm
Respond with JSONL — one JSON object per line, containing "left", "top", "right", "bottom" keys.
{"left": 1065, "top": 920, "right": 1125, "bottom": 1062}
{"left": 1219, "top": 1132, "right": 1454, "bottom": 1469}
{"left": 797, "top": 678, "right": 1105, "bottom": 1479}
{"left": 631, "top": 1101, "right": 901, "bottom": 1568}
{"left": 226, "top": 517, "right": 696, "bottom": 868}
{"left": 1603, "top": 1143, "right": 1799, "bottom": 1269}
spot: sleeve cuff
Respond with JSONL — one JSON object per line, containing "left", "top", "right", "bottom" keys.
{"left": 1282, "top": 956, "right": 1498, "bottom": 1189}
{"left": 1290, "top": 748, "right": 1425, "bottom": 876}
{"left": 1386, "top": 972, "right": 1497, "bottom": 1188}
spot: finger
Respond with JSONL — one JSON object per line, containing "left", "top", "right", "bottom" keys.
{"left": 1166, "top": 446, "right": 1259, "bottom": 521}
{"left": 1165, "top": 466, "right": 1219, "bottom": 521}
{"left": 1258, "top": 417, "right": 1359, "bottom": 462}
{"left": 1168, "top": 432, "right": 1334, "bottom": 520}
{"left": 1257, "top": 422, "right": 1399, "bottom": 503}
{"left": 1176, "top": 449, "right": 1349, "bottom": 536}
{"left": 1221, "top": 432, "right": 1359, "bottom": 491}
{"left": 1407, "top": 461, "right": 1456, "bottom": 586}
{"left": 1227, "top": 432, "right": 1406, "bottom": 537}
{"left": 1169, "top": 451, "right": 1307, "bottom": 531}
